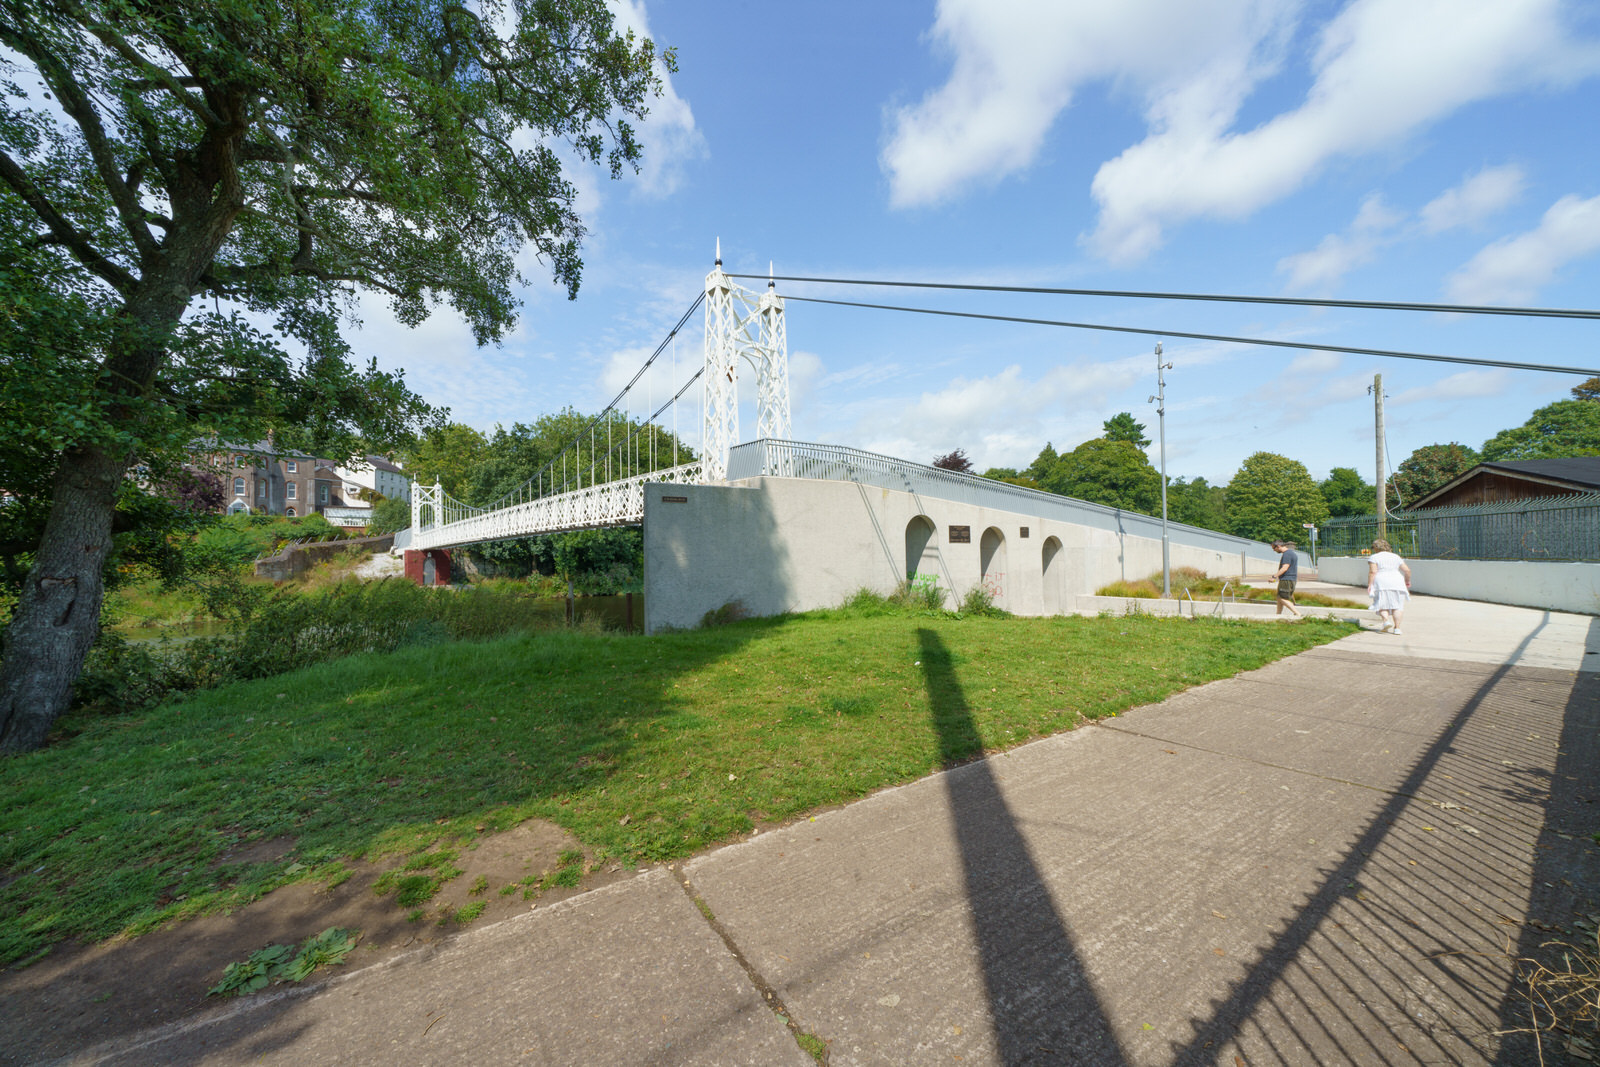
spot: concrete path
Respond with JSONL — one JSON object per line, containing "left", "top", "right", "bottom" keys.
{"left": 54, "top": 591, "right": 1600, "bottom": 1066}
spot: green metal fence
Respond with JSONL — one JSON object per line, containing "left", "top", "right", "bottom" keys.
{"left": 1321, "top": 492, "right": 1600, "bottom": 561}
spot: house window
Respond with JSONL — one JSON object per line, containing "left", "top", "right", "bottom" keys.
{"left": 257, "top": 480, "right": 266, "bottom": 498}
{"left": 234, "top": 455, "right": 246, "bottom": 468}
{"left": 285, "top": 507, "right": 296, "bottom": 517}
{"left": 287, "top": 459, "right": 297, "bottom": 473}
{"left": 233, "top": 477, "right": 245, "bottom": 496}
{"left": 287, "top": 482, "right": 297, "bottom": 500}
{"left": 319, "top": 484, "right": 329, "bottom": 503}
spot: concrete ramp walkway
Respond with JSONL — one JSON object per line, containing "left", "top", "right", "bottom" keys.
{"left": 62, "top": 592, "right": 1600, "bottom": 1066}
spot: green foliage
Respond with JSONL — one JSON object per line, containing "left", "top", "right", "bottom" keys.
{"left": 1320, "top": 466, "right": 1376, "bottom": 517}
{"left": 1390, "top": 443, "right": 1479, "bottom": 505}
{"left": 63, "top": 579, "right": 578, "bottom": 719}
{"left": 1, "top": 0, "right": 678, "bottom": 747}
{"left": 959, "top": 584, "right": 1004, "bottom": 616}
{"left": 1025, "top": 443, "right": 1059, "bottom": 484}
{"left": 1043, "top": 438, "right": 1162, "bottom": 513}
{"left": 208, "top": 928, "right": 357, "bottom": 996}
{"left": 1572, "top": 377, "right": 1600, "bottom": 402}
{"left": 368, "top": 496, "right": 412, "bottom": 535}
{"left": 374, "top": 851, "right": 462, "bottom": 907}
{"left": 1480, "top": 400, "right": 1600, "bottom": 461}
{"left": 1225, "top": 452, "right": 1329, "bottom": 542}
{"left": 1166, "top": 476, "right": 1228, "bottom": 531}
{"left": 981, "top": 466, "right": 1041, "bottom": 490}
{"left": 1102, "top": 412, "right": 1151, "bottom": 449}
{"left": 406, "top": 424, "right": 492, "bottom": 498}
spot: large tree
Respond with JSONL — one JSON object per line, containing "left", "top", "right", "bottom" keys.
{"left": 1480, "top": 400, "right": 1600, "bottom": 461}
{"left": 1167, "top": 476, "right": 1227, "bottom": 532}
{"left": 1101, "top": 412, "right": 1150, "bottom": 449}
{"left": 1043, "top": 438, "right": 1161, "bottom": 514}
{"left": 0, "top": 0, "right": 672, "bottom": 751}
{"left": 1319, "top": 466, "right": 1375, "bottom": 517}
{"left": 1225, "top": 452, "right": 1328, "bottom": 543}
{"left": 1389, "top": 443, "right": 1478, "bottom": 506}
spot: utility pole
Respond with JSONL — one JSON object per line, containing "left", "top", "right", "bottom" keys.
{"left": 1149, "top": 342, "right": 1173, "bottom": 598}
{"left": 1372, "top": 373, "right": 1387, "bottom": 541}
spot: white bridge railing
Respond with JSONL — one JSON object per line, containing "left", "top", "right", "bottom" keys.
{"left": 410, "top": 461, "right": 703, "bottom": 551}
{"left": 728, "top": 438, "right": 1271, "bottom": 558}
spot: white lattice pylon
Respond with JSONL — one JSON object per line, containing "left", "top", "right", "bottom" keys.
{"left": 701, "top": 244, "right": 790, "bottom": 482}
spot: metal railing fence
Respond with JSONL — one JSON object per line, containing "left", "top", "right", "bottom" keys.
{"left": 727, "top": 438, "right": 1273, "bottom": 559}
{"left": 1321, "top": 492, "right": 1600, "bottom": 561}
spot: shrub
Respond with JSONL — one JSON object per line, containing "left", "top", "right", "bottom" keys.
{"left": 960, "top": 584, "right": 1005, "bottom": 616}
{"left": 1096, "top": 579, "right": 1160, "bottom": 598}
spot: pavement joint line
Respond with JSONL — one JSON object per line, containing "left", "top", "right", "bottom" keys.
{"left": 1089, "top": 719, "right": 1527, "bottom": 833}
{"left": 671, "top": 865, "right": 829, "bottom": 1064}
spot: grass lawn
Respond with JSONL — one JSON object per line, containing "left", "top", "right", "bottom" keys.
{"left": 0, "top": 607, "right": 1354, "bottom": 966}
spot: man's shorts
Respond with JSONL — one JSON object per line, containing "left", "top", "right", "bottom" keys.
{"left": 1277, "top": 579, "right": 1297, "bottom": 598}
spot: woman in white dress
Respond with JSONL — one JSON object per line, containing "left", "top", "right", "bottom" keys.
{"left": 1367, "top": 538, "right": 1412, "bottom": 634}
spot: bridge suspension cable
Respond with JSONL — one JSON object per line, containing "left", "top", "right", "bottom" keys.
{"left": 472, "top": 292, "right": 707, "bottom": 514}
{"left": 728, "top": 273, "right": 1600, "bottom": 321}
{"left": 774, "top": 294, "right": 1600, "bottom": 377}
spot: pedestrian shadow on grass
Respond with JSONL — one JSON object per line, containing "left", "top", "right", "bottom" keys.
{"left": 917, "top": 628, "right": 1129, "bottom": 1066}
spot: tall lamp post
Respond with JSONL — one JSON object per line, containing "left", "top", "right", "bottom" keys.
{"left": 1149, "top": 342, "right": 1173, "bottom": 598}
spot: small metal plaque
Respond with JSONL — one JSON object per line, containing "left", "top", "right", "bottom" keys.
{"left": 661, "top": 495, "right": 688, "bottom": 503}
{"left": 948, "top": 525, "right": 971, "bottom": 543}
{"left": 1020, "top": 526, "right": 1030, "bottom": 538}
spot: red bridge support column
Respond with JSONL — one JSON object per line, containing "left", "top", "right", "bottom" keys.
{"left": 404, "top": 549, "right": 453, "bottom": 586}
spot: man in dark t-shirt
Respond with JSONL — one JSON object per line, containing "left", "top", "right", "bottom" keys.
{"left": 1271, "top": 540, "right": 1302, "bottom": 618}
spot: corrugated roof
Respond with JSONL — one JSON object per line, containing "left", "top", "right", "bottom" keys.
{"left": 1479, "top": 457, "right": 1600, "bottom": 489}
{"left": 1411, "top": 456, "right": 1600, "bottom": 507}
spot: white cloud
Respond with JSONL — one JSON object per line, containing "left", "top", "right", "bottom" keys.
{"left": 1286, "top": 351, "right": 1343, "bottom": 376}
{"left": 881, "top": 0, "right": 1297, "bottom": 210}
{"left": 855, "top": 351, "right": 1157, "bottom": 469}
{"left": 1419, "top": 164, "right": 1526, "bottom": 233}
{"left": 1446, "top": 193, "right": 1600, "bottom": 304}
{"left": 610, "top": 1, "right": 706, "bottom": 198}
{"left": 1088, "top": 0, "right": 1598, "bottom": 263}
{"left": 1390, "top": 369, "right": 1509, "bottom": 404}
{"left": 1277, "top": 194, "right": 1402, "bottom": 291}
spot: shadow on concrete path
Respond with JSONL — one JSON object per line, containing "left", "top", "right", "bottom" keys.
{"left": 917, "top": 629, "right": 1128, "bottom": 1067}
{"left": 1160, "top": 613, "right": 1599, "bottom": 1064}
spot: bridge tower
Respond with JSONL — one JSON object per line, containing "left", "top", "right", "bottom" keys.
{"left": 703, "top": 242, "right": 790, "bottom": 481}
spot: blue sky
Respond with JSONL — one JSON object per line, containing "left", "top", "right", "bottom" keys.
{"left": 350, "top": 0, "right": 1600, "bottom": 490}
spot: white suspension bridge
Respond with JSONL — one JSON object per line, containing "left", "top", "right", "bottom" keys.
{"left": 401, "top": 245, "right": 1283, "bottom": 627}
{"left": 406, "top": 243, "right": 790, "bottom": 552}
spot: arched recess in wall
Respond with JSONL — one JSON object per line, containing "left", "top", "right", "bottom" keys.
{"left": 1041, "top": 536, "right": 1063, "bottom": 614}
{"left": 423, "top": 555, "right": 436, "bottom": 586}
{"left": 905, "top": 515, "right": 937, "bottom": 582}
{"left": 979, "top": 526, "right": 1007, "bottom": 610}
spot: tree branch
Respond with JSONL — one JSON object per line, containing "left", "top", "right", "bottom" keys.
{"left": 0, "top": 18, "right": 162, "bottom": 259}
{"left": 0, "top": 148, "right": 136, "bottom": 293}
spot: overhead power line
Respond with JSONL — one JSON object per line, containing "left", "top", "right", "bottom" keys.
{"left": 777, "top": 294, "right": 1600, "bottom": 376}
{"left": 730, "top": 273, "right": 1600, "bottom": 321}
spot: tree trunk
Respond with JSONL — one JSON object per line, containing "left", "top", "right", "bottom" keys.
{"left": 0, "top": 446, "right": 128, "bottom": 751}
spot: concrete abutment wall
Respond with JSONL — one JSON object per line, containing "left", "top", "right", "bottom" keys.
{"left": 643, "top": 477, "right": 1280, "bottom": 633}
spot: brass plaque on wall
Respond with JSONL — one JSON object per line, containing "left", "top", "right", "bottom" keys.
{"left": 948, "top": 525, "right": 971, "bottom": 543}
{"left": 661, "top": 495, "right": 688, "bottom": 503}
{"left": 1020, "top": 526, "right": 1030, "bottom": 538}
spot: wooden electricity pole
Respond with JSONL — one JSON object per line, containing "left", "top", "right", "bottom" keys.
{"left": 1374, "top": 373, "right": 1387, "bottom": 541}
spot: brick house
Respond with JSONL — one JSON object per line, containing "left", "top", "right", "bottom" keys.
{"left": 197, "top": 441, "right": 350, "bottom": 518}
